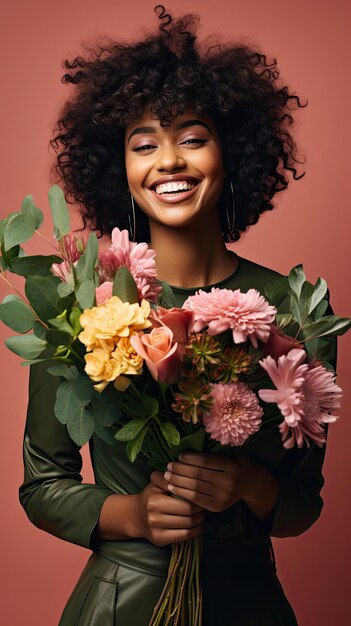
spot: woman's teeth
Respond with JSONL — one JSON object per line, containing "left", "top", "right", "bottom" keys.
{"left": 154, "top": 181, "right": 197, "bottom": 194}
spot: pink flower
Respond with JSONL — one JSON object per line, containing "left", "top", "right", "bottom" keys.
{"left": 258, "top": 349, "right": 342, "bottom": 448}
{"left": 149, "top": 306, "right": 194, "bottom": 358}
{"left": 97, "top": 227, "right": 162, "bottom": 302}
{"left": 130, "top": 327, "right": 182, "bottom": 383}
{"left": 183, "top": 288, "right": 276, "bottom": 348}
{"left": 95, "top": 281, "right": 113, "bottom": 306}
{"left": 203, "top": 382, "right": 263, "bottom": 446}
{"left": 262, "top": 324, "right": 303, "bottom": 360}
{"left": 51, "top": 233, "right": 83, "bottom": 283}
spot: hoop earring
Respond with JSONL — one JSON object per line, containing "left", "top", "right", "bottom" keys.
{"left": 225, "top": 178, "right": 236, "bottom": 241}
{"left": 128, "top": 192, "right": 136, "bottom": 242}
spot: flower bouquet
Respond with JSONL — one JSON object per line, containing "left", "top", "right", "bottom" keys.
{"left": 1, "top": 185, "right": 350, "bottom": 626}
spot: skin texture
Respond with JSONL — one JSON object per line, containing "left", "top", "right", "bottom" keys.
{"left": 96, "top": 109, "right": 279, "bottom": 545}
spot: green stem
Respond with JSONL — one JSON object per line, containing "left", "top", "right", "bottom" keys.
{"left": 34, "top": 228, "right": 61, "bottom": 253}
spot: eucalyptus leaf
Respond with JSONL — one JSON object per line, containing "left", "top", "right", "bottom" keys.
{"left": 11, "top": 255, "right": 62, "bottom": 277}
{"left": 126, "top": 427, "right": 148, "bottom": 463}
{"left": 313, "top": 298, "right": 329, "bottom": 320}
{"left": 91, "top": 409, "right": 117, "bottom": 445}
{"left": 48, "top": 314, "right": 74, "bottom": 336}
{"left": 288, "top": 264, "right": 306, "bottom": 298}
{"left": 25, "top": 274, "right": 61, "bottom": 319}
{"left": 21, "top": 195, "right": 44, "bottom": 229}
{"left": 4, "top": 212, "right": 35, "bottom": 250}
{"left": 45, "top": 328, "right": 72, "bottom": 348}
{"left": 76, "top": 279, "right": 95, "bottom": 309}
{"left": 47, "top": 364, "right": 75, "bottom": 379}
{"left": 1, "top": 241, "right": 20, "bottom": 268}
{"left": 32, "top": 321, "right": 47, "bottom": 340}
{"left": 74, "top": 232, "right": 98, "bottom": 284}
{"left": 70, "top": 374, "right": 95, "bottom": 402}
{"left": 158, "top": 281, "right": 176, "bottom": 309}
{"left": 48, "top": 185, "right": 70, "bottom": 240}
{"left": 66, "top": 406, "right": 95, "bottom": 447}
{"left": 90, "top": 385, "right": 123, "bottom": 426}
{"left": 5, "top": 334, "right": 47, "bottom": 359}
{"left": 113, "top": 266, "right": 138, "bottom": 304}
{"left": 160, "top": 422, "right": 181, "bottom": 447}
{"left": 0, "top": 296, "right": 36, "bottom": 332}
{"left": 115, "top": 419, "right": 148, "bottom": 442}
{"left": 57, "top": 281, "right": 75, "bottom": 297}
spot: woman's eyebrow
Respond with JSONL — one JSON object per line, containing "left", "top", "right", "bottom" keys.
{"left": 127, "top": 119, "right": 212, "bottom": 143}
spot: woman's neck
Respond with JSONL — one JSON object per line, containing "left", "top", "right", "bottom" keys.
{"left": 148, "top": 211, "right": 238, "bottom": 288}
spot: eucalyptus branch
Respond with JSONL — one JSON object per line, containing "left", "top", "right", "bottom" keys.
{"left": 34, "top": 229, "right": 61, "bottom": 253}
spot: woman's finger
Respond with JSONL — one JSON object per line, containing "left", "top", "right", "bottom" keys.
{"left": 164, "top": 470, "right": 217, "bottom": 497}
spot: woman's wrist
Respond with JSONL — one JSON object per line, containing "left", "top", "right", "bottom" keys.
{"left": 96, "top": 493, "right": 143, "bottom": 541}
{"left": 238, "top": 456, "right": 280, "bottom": 522}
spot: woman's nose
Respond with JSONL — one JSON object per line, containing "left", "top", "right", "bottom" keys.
{"left": 155, "top": 143, "right": 186, "bottom": 171}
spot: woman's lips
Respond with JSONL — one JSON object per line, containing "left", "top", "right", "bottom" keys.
{"left": 148, "top": 182, "right": 200, "bottom": 204}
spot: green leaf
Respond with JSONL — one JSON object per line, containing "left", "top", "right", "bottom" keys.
{"left": 25, "top": 274, "right": 61, "bottom": 319}
{"left": 313, "top": 298, "right": 329, "bottom": 320}
{"left": 0, "top": 296, "right": 36, "bottom": 332}
{"left": 57, "top": 281, "right": 75, "bottom": 297}
{"left": 21, "top": 195, "right": 44, "bottom": 229}
{"left": 76, "top": 279, "right": 95, "bottom": 309}
{"left": 48, "top": 184, "right": 70, "bottom": 240}
{"left": 47, "top": 364, "right": 75, "bottom": 379}
{"left": 32, "top": 321, "right": 47, "bottom": 340}
{"left": 302, "top": 316, "right": 351, "bottom": 340}
{"left": 158, "top": 281, "right": 176, "bottom": 308}
{"left": 160, "top": 422, "right": 181, "bottom": 447}
{"left": 90, "top": 385, "right": 123, "bottom": 426}
{"left": 5, "top": 334, "right": 47, "bottom": 359}
{"left": 288, "top": 264, "right": 306, "bottom": 299}
{"left": 54, "top": 378, "right": 95, "bottom": 446}
{"left": 4, "top": 212, "right": 35, "bottom": 250}
{"left": 115, "top": 419, "right": 148, "bottom": 442}
{"left": 308, "top": 277, "right": 328, "bottom": 315}
{"left": 126, "top": 427, "right": 148, "bottom": 462}
{"left": 69, "top": 307, "right": 83, "bottom": 336}
{"left": 91, "top": 409, "right": 117, "bottom": 445}
{"left": 48, "top": 312, "right": 74, "bottom": 336}
{"left": 70, "top": 374, "right": 95, "bottom": 402}
{"left": 169, "top": 428, "right": 206, "bottom": 456}
{"left": 75, "top": 232, "right": 98, "bottom": 284}
{"left": 10, "top": 255, "right": 62, "bottom": 277}
{"left": 113, "top": 266, "right": 138, "bottom": 304}
{"left": 0, "top": 218, "right": 8, "bottom": 243}
{"left": 264, "top": 276, "right": 289, "bottom": 307}
{"left": 1, "top": 240, "right": 20, "bottom": 268}
{"left": 45, "top": 328, "right": 72, "bottom": 348}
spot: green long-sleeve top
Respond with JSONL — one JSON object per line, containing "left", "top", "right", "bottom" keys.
{"left": 19, "top": 254, "right": 337, "bottom": 560}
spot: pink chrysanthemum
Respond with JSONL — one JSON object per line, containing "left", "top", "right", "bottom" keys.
{"left": 97, "top": 227, "right": 162, "bottom": 302}
{"left": 203, "top": 382, "right": 263, "bottom": 446}
{"left": 259, "top": 348, "right": 342, "bottom": 449}
{"left": 183, "top": 287, "right": 276, "bottom": 348}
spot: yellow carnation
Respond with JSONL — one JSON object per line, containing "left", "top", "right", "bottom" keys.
{"left": 79, "top": 296, "right": 152, "bottom": 350}
{"left": 112, "top": 336, "right": 144, "bottom": 376}
{"left": 84, "top": 348, "right": 123, "bottom": 383}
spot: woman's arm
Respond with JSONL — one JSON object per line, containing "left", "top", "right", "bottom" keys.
{"left": 19, "top": 357, "right": 204, "bottom": 549}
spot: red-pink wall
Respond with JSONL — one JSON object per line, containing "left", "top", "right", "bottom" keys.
{"left": 1, "top": 1, "right": 350, "bottom": 624}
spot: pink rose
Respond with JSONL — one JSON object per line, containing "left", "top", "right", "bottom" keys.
{"left": 130, "top": 327, "right": 182, "bottom": 383}
{"left": 263, "top": 324, "right": 303, "bottom": 360}
{"left": 150, "top": 306, "right": 194, "bottom": 358}
{"left": 95, "top": 281, "right": 113, "bottom": 306}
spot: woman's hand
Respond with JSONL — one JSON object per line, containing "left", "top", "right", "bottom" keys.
{"left": 150, "top": 452, "right": 280, "bottom": 520}
{"left": 135, "top": 481, "right": 205, "bottom": 547}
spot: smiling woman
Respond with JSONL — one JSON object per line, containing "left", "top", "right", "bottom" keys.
{"left": 16, "top": 5, "right": 337, "bottom": 626}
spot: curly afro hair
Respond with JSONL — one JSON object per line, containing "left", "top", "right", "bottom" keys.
{"left": 50, "top": 4, "right": 306, "bottom": 243}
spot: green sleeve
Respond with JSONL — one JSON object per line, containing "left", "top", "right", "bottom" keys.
{"left": 18, "top": 357, "right": 114, "bottom": 549}
{"left": 267, "top": 296, "right": 338, "bottom": 538}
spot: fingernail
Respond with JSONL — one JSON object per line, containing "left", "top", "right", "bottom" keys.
{"left": 167, "top": 483, "right": 174, "bottom": 491}
{"left": 164, "top": 471, "right": 171, "bottom": 481}
{"left": 167, "top": 462, "right": 173, "bottom": 471}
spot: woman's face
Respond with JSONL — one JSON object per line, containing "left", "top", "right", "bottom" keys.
{"left": 124, "top": 109, "right": 225, "bottom": 231}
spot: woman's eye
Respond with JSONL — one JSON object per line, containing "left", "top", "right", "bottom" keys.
{"left": 181, "top": 138, "right": 207, "bottom": 146}
{"left": 133, "top": 144, "right": 156, "bottom": 152}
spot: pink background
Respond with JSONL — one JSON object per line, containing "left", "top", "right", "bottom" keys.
{"left": 1, "top": 1, "right": 350, "bottom": 624}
